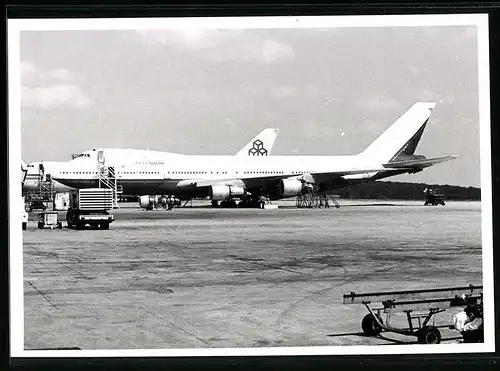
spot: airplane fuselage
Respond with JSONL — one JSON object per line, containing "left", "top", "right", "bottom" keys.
{"left": 47, "top": 152, "right": 400, "bottom": 199}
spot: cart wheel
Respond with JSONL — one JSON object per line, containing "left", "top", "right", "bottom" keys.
{"left": 361, "top": 313, "right": 383, "bottom": 336}
{"left": 418, "top": 326, "right": 441, "bottom": 344}
{"left": 57, "top": 222, "right": 63, "bottom": 229}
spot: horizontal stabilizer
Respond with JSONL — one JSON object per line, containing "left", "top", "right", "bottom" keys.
{"left": 383, "top": 155, "right": 459, "bottom": 169}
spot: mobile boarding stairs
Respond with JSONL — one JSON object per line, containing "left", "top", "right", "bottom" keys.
{"left": 343, "top": 284, "right": 482, "bottom": 344}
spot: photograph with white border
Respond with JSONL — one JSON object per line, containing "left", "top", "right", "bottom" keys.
{"left": 8, "top": 13, "right": 494, "bottom": 358}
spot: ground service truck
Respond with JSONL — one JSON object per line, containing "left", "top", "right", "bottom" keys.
{"left": 66, "top": 188, "right": 114, "bottom": 230}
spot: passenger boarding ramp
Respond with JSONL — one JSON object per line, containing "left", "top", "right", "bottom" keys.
{"left": 97, "top": 149, "right": 119, "bottom": 209}
{"left": 23, "top": 163, "right": 56, "bottom": 211}
{"left": 21, "top": 164, "right": 27, "bottom": 188}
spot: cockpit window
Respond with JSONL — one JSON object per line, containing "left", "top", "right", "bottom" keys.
{"left": 72, "top": 153, "right": 91, "bottom": 159}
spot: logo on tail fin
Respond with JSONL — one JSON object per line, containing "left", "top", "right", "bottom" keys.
{"left": 248, "top": 139, "right": 268, "bottom": 156}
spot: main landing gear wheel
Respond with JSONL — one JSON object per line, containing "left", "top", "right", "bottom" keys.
{"left": 361, "top": 313, "right": 383, "bottom": 336}
{"left": 417, "top": 326, "right": 441, "bottom": 344}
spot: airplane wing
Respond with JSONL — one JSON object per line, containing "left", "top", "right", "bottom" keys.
{"left": 382, "top": 155, "right": 459, "bottom": 170}
{"left": 176, "top": 154, "right": 459, "bottom": 192}
{"left": 176, "top": 167, "right": 398, "bottom": 190}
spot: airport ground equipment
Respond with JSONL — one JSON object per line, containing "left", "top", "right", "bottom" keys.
{"left": 25, "top": 197, "right": 48, "bottom": 212}
{"left": 97, "top": 149, "right": 119, "bottom": 209}
{"left": 139, "top": 195, "right": 181, "bottom": 210}
{"left": 343, "top": 284, "right": 482, "bottom": 344}
{"left": 257, "top": 196, "right": 275, "bottom": 209}
{"left": 37, "top": 211, "right": 63, "bottom": 229}
{"left": 296, "top": 190, "right": 340, "bottom": 209}
{"left": 211, "top": 195, "right": 270, "bottom": 209}
{"left": 424, "top": 189, "right": 445, "bottom": 206}
{"left": 23, "top": 164, "right": 56, "bottom": 211}
{"left": 21, "top": 197, "right": 28, "bottom": 230}
{"left": 53, "top": 192, "right": 70, "bottom": 211}
{"left": 263, "top": 204, "right": 278, "bottom": 209}
{"left": 425, "top": 193, "right": 445, "bottom": 206}
{"left": 66, "top": 188, "right": 114, "bottom": 230}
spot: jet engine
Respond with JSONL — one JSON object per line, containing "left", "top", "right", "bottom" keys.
{"left": 279, "top": 178, "right": 315, "bottom": 197}
{"left": 139, "top": 195, "right": 158, "bottom": 210}
{"left": 279, "top": 179, "right": 303, "bottom": 197}
{"left": 209, "top": 185, "right": 246, "bottom": 201}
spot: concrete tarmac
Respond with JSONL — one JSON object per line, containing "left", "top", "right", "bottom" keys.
{"left": 22, "top": 200, "right": 482, "bottom": 350}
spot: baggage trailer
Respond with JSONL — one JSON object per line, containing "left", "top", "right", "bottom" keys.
{"left": 424, "top": 193, "right": 445, "bottom": 206}
{"left": 66, "top": 188, "right": 114, "bottom": 230}
{"left": 423, "top": 188, "right": 445, "bottom": 206}
{"left": 37, "top": 211, "right": 63, "bottom": 229}
{"left": 343, "top": 284, "right": 482, "bottom": 344}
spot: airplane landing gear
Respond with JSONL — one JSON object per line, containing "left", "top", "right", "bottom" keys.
{"left": 219, "top": 200, "right": 238, "bottom": 208}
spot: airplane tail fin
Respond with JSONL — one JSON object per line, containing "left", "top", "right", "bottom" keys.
{"left": 236, "top": 128, "right": 279, "bottom": 156}
{"left": 359, "top": 102, "right": 436, "bottom": 164}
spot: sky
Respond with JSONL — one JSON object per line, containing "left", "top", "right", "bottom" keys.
{"left": 18, "top": 24, "right": 482, "bottom": 187}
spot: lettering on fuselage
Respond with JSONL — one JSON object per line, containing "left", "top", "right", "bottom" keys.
{"left": 133, "top": 161, "right": 165, "bottom": 165}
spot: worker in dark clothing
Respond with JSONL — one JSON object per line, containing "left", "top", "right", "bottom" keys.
{"left": 462, "top": 303, "right": 484, "bottom": 343}
{"left": 454, "top": 302, "right": 484, "bottom": 343}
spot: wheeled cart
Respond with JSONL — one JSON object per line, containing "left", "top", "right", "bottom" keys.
{"left": 425, "top": 193, "right": 445, "bottom": 206}
{"left": 343, "top": 284, "right": 483, "bottom": 344}
{"left": 37, "top": 211, "right": 63, "bottom": 229}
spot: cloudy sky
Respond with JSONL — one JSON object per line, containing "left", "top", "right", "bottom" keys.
{"left": 19, "top": 24, "right": 482, "bottom": 187}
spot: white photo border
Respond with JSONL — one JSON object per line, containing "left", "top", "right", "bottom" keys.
{"left": 8, "top": 13, "right": 494, "bottom": 358}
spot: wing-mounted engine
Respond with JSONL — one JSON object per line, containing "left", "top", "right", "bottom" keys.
{"left": 279, "top": 177, "right": 315, "bottom": 197}
{"left": 342, "top": 172, "right": 378, "bottom": 181}
{"left": 139, "top": 195, "right": 158, "bottom": 210}
{"left": 209, "top": 185, "right": 247, "bottom": 201}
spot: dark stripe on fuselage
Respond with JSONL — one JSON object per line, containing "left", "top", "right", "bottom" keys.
{"left": 54, "top": 169, "right": 411, "bottom": 198}
{"left": 52, "top": 178, "right": 209, "bottom": 197}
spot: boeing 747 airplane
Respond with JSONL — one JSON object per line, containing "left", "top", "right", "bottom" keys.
{"left": 26, "top": 103, "right": 457, "bottom": 208}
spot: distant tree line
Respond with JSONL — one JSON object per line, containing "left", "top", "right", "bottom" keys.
{"left": 335, "top": 181, "right": 481, "bottom": 201}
